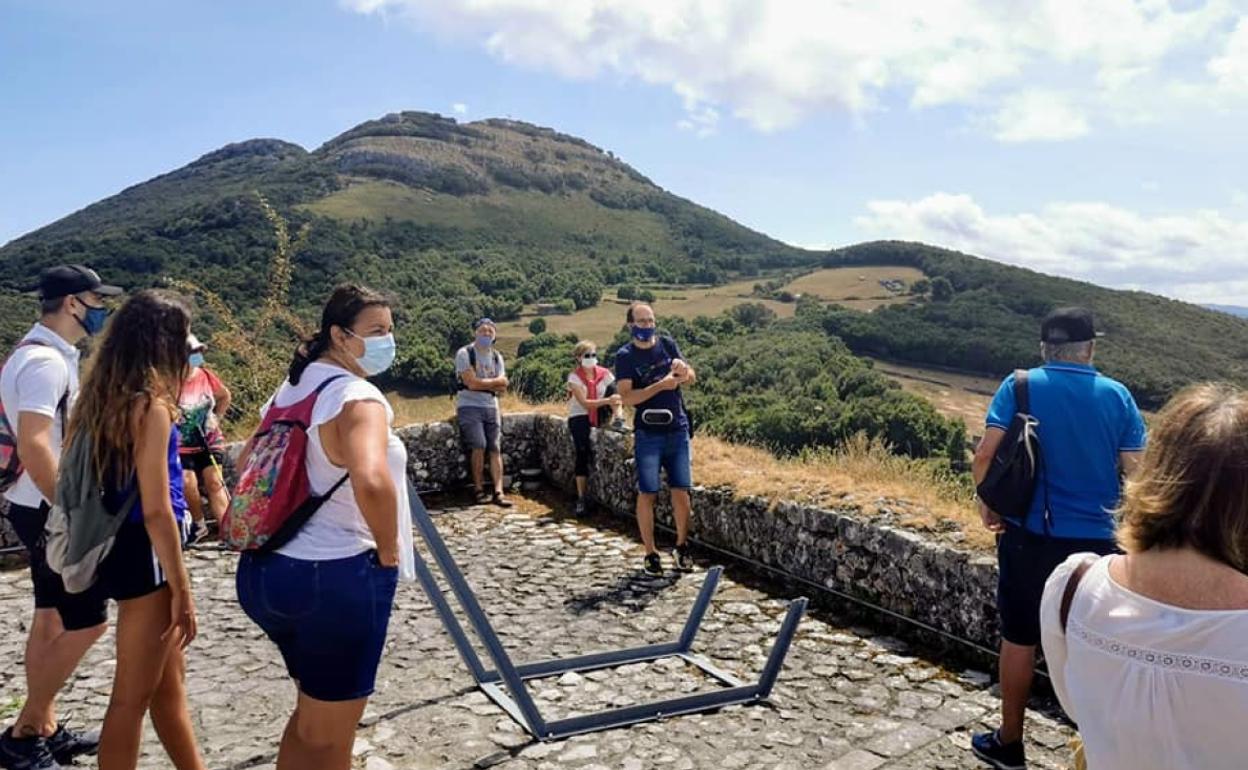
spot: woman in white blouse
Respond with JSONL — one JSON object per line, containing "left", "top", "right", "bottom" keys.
{"left": 1041, "top": 383, "right": 1248, "bottom": 770}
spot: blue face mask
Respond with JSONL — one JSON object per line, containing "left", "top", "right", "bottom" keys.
{"left": 631, "top": 326, "right": 656, "bottom": 342}
{"left": 189, "top": 352, "right": 206, "bottom": 369}
{"left": 76, "top": 302, "right": 110, "bottom": 336}
{"left": 351, "top": 332, "right": 396, "bottom": 376}
{"left": 476, "top": 334, "right": 494, "bottom": 348}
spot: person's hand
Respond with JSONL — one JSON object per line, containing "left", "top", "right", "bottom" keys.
{"left": 671, "top": 359, "right": 689, "bottom": 377}
{"left": 979, "top": 501, "right": 1005, "bottom": 533}
{"left": 495, "top": 375, "right": 509, "bottom": 391}
{"left": 162, "top": 585, "right": 198, "bottom": 650}
{"left": 660, "top": 372, "right": 682, "bottom": 390}
{"left": 608, "top": 394, "right": 623, "bottom": 407}
{"left": 377, "top": 547, "right": 400, "bottom": 568}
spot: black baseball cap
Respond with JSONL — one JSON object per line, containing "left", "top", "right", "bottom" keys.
{"left": 1040, "top": 307, "right": 1101, "bottom": 343}
{"left": 37, "top": 264, "right": 123, "bottom": 300}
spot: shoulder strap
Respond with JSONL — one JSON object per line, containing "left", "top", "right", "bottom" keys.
{"left": 311, "top": 374, "right": 347, "bottom": 396}
{"left": 467, "top": 346, "right": 477, "bottom": 368}
{"left": 1060, "top": 556, "right": 1098, "bottom": 634}
{"left": 1013, "top": 369, "right": 1030, "bottom": 415}
{"left": 492, "top": 350, "right": 501, "bottom": 368}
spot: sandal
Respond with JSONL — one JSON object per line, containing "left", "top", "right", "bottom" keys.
{"left": 491, "top": 492, "right": 514, "bottom": 508}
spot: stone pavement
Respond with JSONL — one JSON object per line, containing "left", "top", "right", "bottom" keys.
{"left": 0, "top": 493, "right": 1076, "bottom": 769}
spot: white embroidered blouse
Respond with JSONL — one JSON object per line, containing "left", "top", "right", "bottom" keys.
{"left": 1041, "top": 553, "right": 1248, "bottom": 770}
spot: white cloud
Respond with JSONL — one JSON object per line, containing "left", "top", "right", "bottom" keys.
{"left": 854, "top": 192, "right": 1248, "bottom": 305}
{"left": 991, "top": 91, "right": 1090, "bottom": 142}
{"left": 1209, "top": 17, "right": 1248, "bottom": 94}
{"left": 342, "top": 0, "right": 1247, "bottom": 141}
{"left": 451, "top": 102, "right": 469, "bottom": 115}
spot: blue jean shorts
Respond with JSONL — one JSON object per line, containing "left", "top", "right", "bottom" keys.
{"left": 237, "top": 549, "right": 398, "bottom": 701}
{"left": 634, "top": 428, "right": 693, "bottom": 494}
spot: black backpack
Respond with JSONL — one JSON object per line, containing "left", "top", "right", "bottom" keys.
{"left": 976, "top": 370, "right": 1048, "bottom": 530}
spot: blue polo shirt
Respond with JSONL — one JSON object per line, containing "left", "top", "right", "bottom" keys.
{"left": 985, "top": 363, "right": 1146, "bottom": 540}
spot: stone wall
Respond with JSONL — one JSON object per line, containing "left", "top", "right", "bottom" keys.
{"left": 1, "top": 413, "right": 1002, "bottom": 651}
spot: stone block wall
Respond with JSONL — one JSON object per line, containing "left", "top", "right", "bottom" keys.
{"left": 1, "top": 412, "right": 1002, "bottom": 651}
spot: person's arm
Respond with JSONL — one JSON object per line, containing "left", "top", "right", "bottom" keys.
{"left": 616, "top": 374, "right": 680, "bottom": 407}
{"left": 458, "top": 353, "right": 507, "bottom": 393}
{"left": 568, "top": 378, "right": 615, "bottom": 409}
{"left": 334, "top": 400, "right": 398, "bottom": 566}
{"left": 15, "top": 413, "right": 58, "bottom": 503}
{"left": 1119, "top": 451, "right": 1142, "bottom": 478}
{"left": 133, "top": 399, "right": 196, "bottom": 648}
{"left": 212, "top": 381, "right": 232, "bottom": 419}
{"left": 973, "top": 427, "right": 1008, "bottom": 533}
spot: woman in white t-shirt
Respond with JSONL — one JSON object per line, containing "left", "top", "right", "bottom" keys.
{"left": 1040, "top": 383, "right": 1248, "bottom": 770}
{"left": 565, "top": 339, "right": 623, "bottom": 517}
{"left": 236, "top": 284, "right": 415, "bottom": 770}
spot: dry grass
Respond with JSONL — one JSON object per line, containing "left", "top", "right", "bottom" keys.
{"left": 693, "top": 432, "right": 991, "bottom": 551}
{"left": 785, "top": 266, "right": 927, "bottom": 310}
{"left": 387, "top": 392, "right": 565, "bottom": 425}
{"left": 869, "top": 359, "right": 1000, "bottom": 432}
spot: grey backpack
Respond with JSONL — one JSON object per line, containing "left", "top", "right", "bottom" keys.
{"left": 45, "top": 429, "right": 137, "bottom": 594}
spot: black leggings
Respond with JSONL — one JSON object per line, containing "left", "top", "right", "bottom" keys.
{"left": 569, "top": 415, "right": 593, "bottom": 477}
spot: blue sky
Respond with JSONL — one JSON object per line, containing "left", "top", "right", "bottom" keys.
{"left": 2, "top": 0, "right": 1246, "bottom": 303}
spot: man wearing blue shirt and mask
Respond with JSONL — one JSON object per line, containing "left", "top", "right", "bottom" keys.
{"left": 970, "top": 307, "right": 1146, "bottom": 770}
{"left": 614, "top": 303, "right": 697, "bottom": 575}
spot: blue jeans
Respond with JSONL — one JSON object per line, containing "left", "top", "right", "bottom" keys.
{"left": 634, "top": 428, "right": 692, "bottom": 494}
{"left": 237, "top": 549, "right": 398, "bottom": 701}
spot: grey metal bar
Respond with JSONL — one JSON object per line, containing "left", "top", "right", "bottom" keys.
{"left": 755, "top": 597, "right": 808, "bottom": 699}
{"left": 545, "top": 685, "right": 763, "bottom": 739}
{"left": 676, "top": 565, "right": 722, "bottom": 652}
{"left": 479, "top": 682, "right": 535, "bottom": 733}
{"left": 408, "top": 535, "right": 490, "bottom": 682}
{"left": 679, "top": 653, "right": 747, "bottom": 687}
{"left": 481, "top": 642, "right": 684, "bottom": 682}
{"left": 408, "top": 487, "right": 549, "bottom": 735}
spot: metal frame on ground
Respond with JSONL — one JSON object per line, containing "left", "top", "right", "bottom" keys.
{"left": 407, "top": 489, "right": 808, "bottom": 741}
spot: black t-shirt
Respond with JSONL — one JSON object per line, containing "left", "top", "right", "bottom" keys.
{"left": 614, "top": 336, "right": 688, "bottom": 432}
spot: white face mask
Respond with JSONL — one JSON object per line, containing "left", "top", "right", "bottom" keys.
{"left": 581, "top": 355, "right": 598, "bottom": 368}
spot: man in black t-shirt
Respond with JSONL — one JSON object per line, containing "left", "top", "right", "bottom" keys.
{"left": 614, "top": 303, "right": 697, "bottom": 575}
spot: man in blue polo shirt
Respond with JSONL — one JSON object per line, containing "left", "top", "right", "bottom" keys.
{"left": 970, "top": 307, "right": 1146, "bottom": 770}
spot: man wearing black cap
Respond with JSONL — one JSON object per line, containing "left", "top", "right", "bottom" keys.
{"left": 454, "top": 318, "right": 513, "bottom": 507}
{"left": 970, "top": 307, "right": 1146, "bottom": 770}
{"left": 0, "top": 265, "right": 121, "bottom": 770}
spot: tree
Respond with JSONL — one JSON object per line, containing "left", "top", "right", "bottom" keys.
{"left": 910, "top": 278, "right": 931, "bottom": 295}
{"left": 528, "top": 317, "right": 547, "bottom": 335}
{"left": 637, "top": 289, "right": 656, "bottom": 303}
{"left": 930, "top": 276, "right": 954, "bottom": 302}
{"left": 617, "top": 285, "right": 637, "bottom": 301}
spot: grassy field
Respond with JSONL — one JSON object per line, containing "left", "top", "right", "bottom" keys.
{"left": 785, "top": 265, "right": 926, "bottom": 310}
{"left": 494, "top": 279, "right": 795, "bottom": 355}
{"left": 868, "top": 359, "right": 1000, "bottom": 432}
{"left": 304, "top": 180, "right": 678, "bottom": 253}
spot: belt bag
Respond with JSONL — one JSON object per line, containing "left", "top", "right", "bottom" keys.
{"left": 639, "top": 408, "right": 674, "bottom": 427}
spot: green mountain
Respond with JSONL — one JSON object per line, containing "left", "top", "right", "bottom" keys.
{"left": 2, "top": 110, "right": 1244, "bottom": 419}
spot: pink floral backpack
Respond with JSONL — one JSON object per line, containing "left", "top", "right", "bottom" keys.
{"left": 222, "top": 376, "right": 348, "bottom": 551}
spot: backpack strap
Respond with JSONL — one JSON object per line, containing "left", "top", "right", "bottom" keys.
{"left": 312, "top": 374, "right": 347, "bottom": 395}
{"left": 1060, "top": 556, "right": 1098, "bottom": 634}
{"left": 1013, "top": 369, "right": 1030, "bottom": 415}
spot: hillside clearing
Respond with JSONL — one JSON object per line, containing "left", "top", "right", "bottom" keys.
{"left": 785, "top": 266, "right": 927, "bottom": 310}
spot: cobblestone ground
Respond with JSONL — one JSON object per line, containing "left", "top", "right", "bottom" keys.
{"left": 0, "top": 493, "right": 1076, "bottom": 769}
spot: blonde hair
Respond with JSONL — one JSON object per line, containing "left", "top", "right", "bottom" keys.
{"left": 572, "top": 340, "right": 598, "bottom": 361}
{"left": 1117, "top": 383, "right": 1248, "bottom": 572}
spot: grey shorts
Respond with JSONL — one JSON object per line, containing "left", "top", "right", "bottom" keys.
{"left": 457, "top": 406, "right": 501, "bottom": 452}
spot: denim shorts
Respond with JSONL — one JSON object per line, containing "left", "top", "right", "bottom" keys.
{"left": 237, "top": 549, "right": 398, "bottom": 702}
{"left": 633, "top": 428, "right": 693, "bottom": 494}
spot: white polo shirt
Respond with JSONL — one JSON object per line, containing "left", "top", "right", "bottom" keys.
{"left": 1, "top": 323, "right": 79, "bottom": 508}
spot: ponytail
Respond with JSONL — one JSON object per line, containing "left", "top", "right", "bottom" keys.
{"left": 288, "top": 331, "right": 330, "bottom": 385}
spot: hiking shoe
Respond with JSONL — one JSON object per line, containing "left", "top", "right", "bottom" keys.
{"left": 643, "top": 553, "right": 663, "bottom": 575}
{"left": 46, "top": 723, "right": 99, "bottom": 764}
{"left": 573, "top": 498, "right": 588, "bottom": 518}
{"left": 187, "top": 521, "right": 209, "bottom": 546}
{"left": 673, "top": 543, "right": 695, "bottom": 572}
{"left": 971, "top": 730, "right": 1026, "bottom": 770}
{"left": 0, "top": 728, "right": 61, "bottom": 770}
